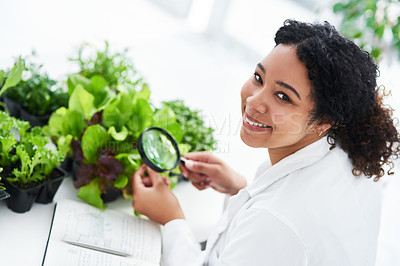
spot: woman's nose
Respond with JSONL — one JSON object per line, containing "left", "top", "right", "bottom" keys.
{"left": 246, "top": 90, "right": 269, "bottom": 114}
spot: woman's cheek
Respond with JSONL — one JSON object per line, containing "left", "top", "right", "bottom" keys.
{"left": 280, "top": 113, "right": 309, "bottom": 136}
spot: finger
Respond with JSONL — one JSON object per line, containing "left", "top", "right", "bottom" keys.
{"left": 135, "top": 164, "right": 146, "bottom": 177}
{"left": 161, "top": 176, "right": 170, "bottom": 186}
{"left": 192, "top": 180, "right": 211, "bottom": 190}
{"left": 184, "top": 159, "right": 218, "bottom": 176}
{"left": 183, "top": 151, "right": 220, "bottom": 164}
{"left": 142, "top": 177, "right": 152, "bottom": 187}
{"left": 185, "top": 171, "right": 209, "bottom": 183}
{"left": 132, "top": 165, "right": 147, "bottom": 191}
{"left": 179, "top": 164, "right": 190, "bottom": 178}
{"left": 146, "top": 166, "right": 165, "bottom": 185}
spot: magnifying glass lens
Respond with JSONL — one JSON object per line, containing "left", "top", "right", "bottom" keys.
{"left": 139, "top": 127, "right": 181, "bottom": 172}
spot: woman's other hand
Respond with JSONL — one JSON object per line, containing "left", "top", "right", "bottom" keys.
{"left": 132, "top": 164, "right": 185, "bottom": 225}
{"left": 180, "top": 152, "right": 246, "bottom": 195}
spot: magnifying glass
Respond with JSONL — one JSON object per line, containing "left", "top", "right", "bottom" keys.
{"left": 138, "top": 127, "right": 187, "bottom": 172}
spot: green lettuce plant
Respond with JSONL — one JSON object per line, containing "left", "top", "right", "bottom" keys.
{"left": 0, "top": 111, "right": 64, "bottom": 186}
{"left": 0, "top": 111, "right": 30, "bottom": 167}
{"left": 43, "top": 73, "right": 187, "bottom": 208}
{"left": 43, "top": 43, "right": 216, "bottom": 209}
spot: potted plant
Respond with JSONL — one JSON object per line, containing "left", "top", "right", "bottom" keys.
{"left": 43, "top": 42, "right": 216, "bottom": 209}
{"left": 0, "top": 111, "right": 65, "bottom": 213}
{"left": 0, "top": 168, "right": 11, "bottom": 200}
{"left": 0, "top": 55, "right": 69, "bottom": 127}
{"left": 44, "top": 72, "right": 179, "bottom": 208}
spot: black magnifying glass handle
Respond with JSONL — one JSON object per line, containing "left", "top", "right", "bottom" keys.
{"left": 180, "top": 157, "right": 187, "bottom": 166}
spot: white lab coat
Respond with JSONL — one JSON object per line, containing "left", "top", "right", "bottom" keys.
{"left": 161, "top": 137, "right": 382, "bottom": 266}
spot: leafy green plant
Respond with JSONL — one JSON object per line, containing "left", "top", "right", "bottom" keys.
{"left": 44, "top": 72, "right": 215, "bottom": 208}
{"left": 2, "top": 57, "right": 69, "bottom": 116}
{"left": 43, "top": 43, "right": 216, "bottom": 209}
{"left": 69, "top": 41, "right": 141, "bottom": 88}
{"left": 55, "top": 75, "right": 180, "bottom": 207}
{"left": 0, "top": 111, "right": 30, "bottom": 167}
{"left": 161, "top": 100, "right": 216, "bottom": 152}
{"left": 333, "top": 0, "right": 400, "bottom": 61}
{"left": 0, "top": 111, "right": 64, "bottom": 186}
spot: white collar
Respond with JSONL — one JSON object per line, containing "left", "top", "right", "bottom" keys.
{"left": 206, "top": 137, "right": 333, "bottom": 253}
{"left": 247, "top": 137, "right": 332, "bottom": 198}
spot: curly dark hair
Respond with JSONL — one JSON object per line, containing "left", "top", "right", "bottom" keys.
{"left": 275, "top": 19, "right": 400, "bottom": 181}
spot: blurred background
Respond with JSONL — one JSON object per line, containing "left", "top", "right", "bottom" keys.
{"left": 1, "top": 0, "right": 399, "bottom": 265}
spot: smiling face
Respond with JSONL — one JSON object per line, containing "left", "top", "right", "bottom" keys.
{"left": 240, "top": 44, "right": 330, "bottom": 163}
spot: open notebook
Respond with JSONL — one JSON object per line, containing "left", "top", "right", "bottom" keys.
{"left": 42, "top": 199, "right": 161, "bottom": 266}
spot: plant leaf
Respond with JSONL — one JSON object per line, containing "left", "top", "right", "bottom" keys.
{"left": 77, "top": 177, "right": 105, "bottom": 209}
{"left": 81, "top": 124, "right": 110, "bottom": 164}
{"left": 333, "top": 3, "right": 348, "bottom": 13}
{"left": 137, "top": 85, "right": 151, "bottom": 100}
{"left": 97, "top": 150, "right": 124, "bottom": 180}
{"left": 67, "top": 74, "right": 91, "bottom": 96}
{"left": 374, "top": 24, "right": 385, "bottom": 39}
{"left": 90, "top": 75, "right": 109, "bottom": 91}
{"left": 57, "top": 135, "right": 73, "bottom": 158}
{"left": 90, "top": 75, "right": 114, "bottom": 109}
{"left": 127, "top": 98, "right": 153, "bottom": 136}
{"left": 117, "top": 92, "right": 135, "bottom": 115}
{"left": 153, "top": 106, "right": 176, "bottom": 126}
{"left": 114, "top": 174, "right": 128, "bottom": 188}
{"left": 102, "top": 99, "right": 123, "bottom": 131}
{"left": 68, "top": 84, "right": 96, "bottom": 119}
{"left": 65, "top": 110, "right": 86, "bottom": 138}
{"left": 43, "top": 107, "right": 68, "bottom": 137}
{"left": 108, "top": 126, "right": 128, "bottom": 141}
{"left": 0, "top": 70, "right": 4, "bottom": 87}
{"left": 115, "top": 152, "right": 141, "bottom": 174}
{"left": 0, "top": 58, "right": 24, "bottom": 96}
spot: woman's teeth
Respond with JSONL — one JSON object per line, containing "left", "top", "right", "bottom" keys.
{"left": 245, "top": 116, "right": 271, "bottom": 128}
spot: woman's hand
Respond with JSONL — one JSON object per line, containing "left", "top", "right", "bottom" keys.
{"left": 132, "top": 164, "right": 185, "bottom": 225}
{"left": 180, "top": 152, "right": 247, "bottom": 195}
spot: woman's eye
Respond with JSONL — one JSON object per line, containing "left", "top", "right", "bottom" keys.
{"left": 276, "top": 92, "right": 291, "bottom": 102}
{"left": 253, "top": 72, "right": 263, "bottom": 85}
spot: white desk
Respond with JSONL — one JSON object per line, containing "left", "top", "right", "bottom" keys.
{"left": 0, "top": 176, "right": 225, "bottom": 266}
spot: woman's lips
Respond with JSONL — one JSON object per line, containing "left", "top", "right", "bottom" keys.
{"left": 243, "top": 114, "right": 272, "bottom": 131}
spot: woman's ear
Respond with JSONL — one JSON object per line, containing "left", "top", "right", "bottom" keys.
{"left": 316, "top": 122, "right": 331, "bottom": 136}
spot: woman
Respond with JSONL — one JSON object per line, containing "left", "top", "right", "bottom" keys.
{"left": 132, "top": 20, "right": 400, "bottom": 265}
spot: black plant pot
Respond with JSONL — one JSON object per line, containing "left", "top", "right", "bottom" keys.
{"left": 35, "top": 167, "right": 68, "bottom": 204}
{"left": 19, "top": 106, "right": 51, "bottom": 127}
{"left": 61, "top": 157, "right": 73, "bottom": 174}
{"left": 2, "top": 96, "right": 21, "bottom": 118}
{"left": 4, "top": 178, "right": 43, "bottom": 213}
{"left": 101, "top": 187, "right": 122, "bottom": 203}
